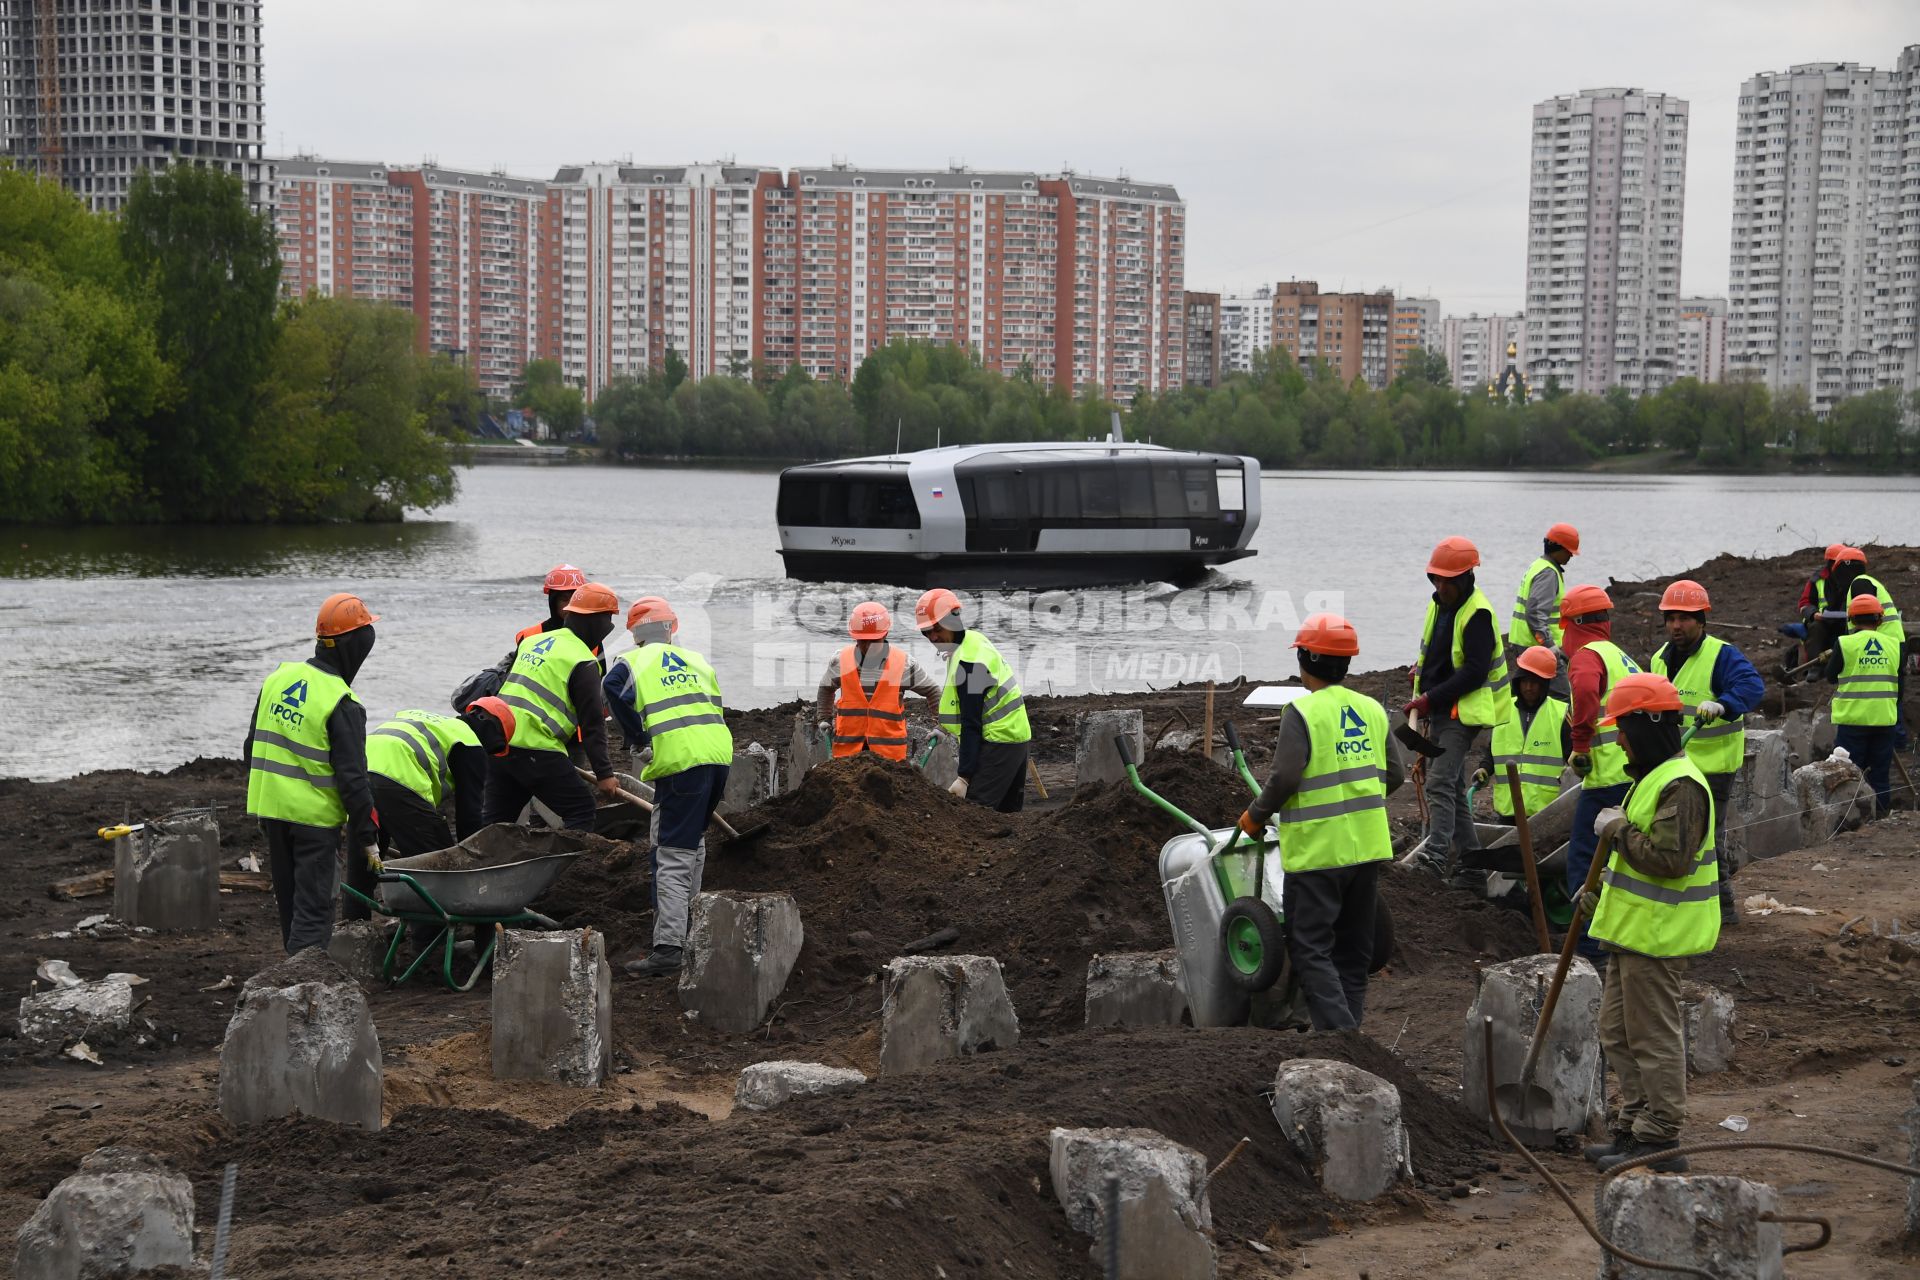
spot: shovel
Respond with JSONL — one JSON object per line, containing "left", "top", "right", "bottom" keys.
{"left": 1392, "top": 717, "right": 1445, "bottom": 759}
{"left": 574, "top": 767, "right": 768, "bottom": 843}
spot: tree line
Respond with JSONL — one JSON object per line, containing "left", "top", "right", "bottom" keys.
{"left": 0, "top": 165, "right": 471, "bottom": 523}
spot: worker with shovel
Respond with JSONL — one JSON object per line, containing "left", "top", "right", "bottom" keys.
{"left": 1561, "top": 584, "right": 1640, "bottom": 965}
{"left": 1825, "top": 594, "right": 1901, "bottom": 818}
{"left": 917, "top": 588, "right": 1032, "bottom": 812}
{"left": 1582, "top": 673, "right": 1720, "bottom": 1174}
{"left": 1476, "top": 644, "right": 1570, "bottom": 825}
{"left": 605, "top": 597, "right": 733, "bottom": 978}
{"left": 243, "top": 593, "right": 383, "bottom": 954}
{"left": 1506, "top": 523, "right": 1579, "bottom": 695}
{"left": 814, "top": 601, "right": 942, "bottom": 761}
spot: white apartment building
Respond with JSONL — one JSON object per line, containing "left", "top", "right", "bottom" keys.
{"left": 1219, "top": 288, "right": 1273, "bottom": 374}
{"left": 1677, "top": 296, "right": 1727, "bottom": 384}
{"left": 1441, "top": 313, "right": 1525, "bottom": 394}
{"left": 1872, "top": 46, "right": 1920, "bottom": 404}
{"left": 1524, "top": 87, "right": 1689, "bottom": 396}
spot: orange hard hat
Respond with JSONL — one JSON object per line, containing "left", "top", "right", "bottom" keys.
{"left": 1848, "top": 593, "right": 1884, "bottom": 619}
{"left": 1516, "top": 645, "right": 1558, "bottom": 681}
{"left": 544, "top": 563, "right": 586, "bottom": 593}
{"left": 465, "top": 696, "right": 517, "bottom": 755}
{"left": 626, "top": 595, "right": 678, "bottom": 632}
{"left": 915, "top": 587, "right": 963, "bottom": 632}
{"left": 562, "top": 582, "right": 620, "bottom": 615}
{"left": 1598, "top": 672, "right": 1685, "bottom": 726}
{"left": 1291, "top": 612, "right": 1360, "bottom": 657}
{"left": 1545, "top": 523, "right": 1581, "bottom": 554}
{"left": 1824, "top": 542, "right": 1848, "bottom": 562}
{"left": 1426, "top": 535, "right": 1480, "bottom": 578}
{"left": 315, "top": 592, "right": 379, "bottom": 637}
{"left": 1658, "top": 579, "right": 1711, "bottom": 613}
{"left": 848, "top": 601, "right": 892, "bottom": 640}
{"left": 1561, "top": 584, "right": 1612, "bottom": 621}
{"left": 1832, "top": 545, "right": 1867, "bottom": 565}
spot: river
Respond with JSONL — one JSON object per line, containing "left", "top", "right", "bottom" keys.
{"left": 3, "top": 465, "right": 1915, "bottom": 781}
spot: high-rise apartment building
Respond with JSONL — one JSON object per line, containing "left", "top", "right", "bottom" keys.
{"left": 1183, "top": 292, "right": 1222, "bottom": 388}
{"left": 1218, "top": 288, "right": 1273, "bottom": 375}
{"left": 1, "top": 0, "right": 269, "bottom": 211}
{"left": 1052, "top": 172, "right": 1186, "bottom": 397}
{"left": 1271, "top": 281, "right": 1395, "bottom": 388}
{"left": 273, "top": 158, "right": 414, "bottom": 306}
{"left": 1440, "top": 313, "right": 1526, "bottom": 395}
{"left": 1524, "top": 87, "right": 1689, "bottom": 396}
{"left": 1871, "top": 45, "right": 1920, "bottom": 403}
{"left": 1677, "top": 296, "right": 1727, "bottom": 384}
{"left": 1391, "top": 296, "right": 1441, "bottom": 375}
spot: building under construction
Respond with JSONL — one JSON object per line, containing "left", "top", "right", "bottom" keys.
{"left": 1, "top": 0, "right": 269, "bottom": 211}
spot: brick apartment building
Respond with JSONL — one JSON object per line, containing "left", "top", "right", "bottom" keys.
{"left": 1270, "top": 281, "right": 1396, "bottom": 388}
{"left": 1183, "top": 291, "right": 1222, "bottom": 388}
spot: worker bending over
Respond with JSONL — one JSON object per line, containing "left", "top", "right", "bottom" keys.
{"left": 1562, "top": 585, "right": 1639, "bottom": 964}
{"left": 1507, "top": 522, "right": 1579, "bottom": 695}
{"left": 815, "top": 601, "right": 940, "bottom": 760}
{"left": 1239, "top": 613, "right": 1404, "bottom": 1031}
{"left": 916, "top": 588, "right": 1032, "bottom": 811}
{"left": 1583, "top": 673, "right": 1721, "bottom": 1174}
{"left": 244, "top": 593, "right": 382, "bottom": 954}
{"left": 1826, "top": 594, "right": 1900, "bottom": 817}
{"left": 366, "top": 700, "right": 513, "bottom": 856}
{"left": 1650, "top": 580, "right": 1763, "bottom": 924}
{"left": 1477, "top": 644, "right": 1570, "bottom": 824}
{"left": 606, "top": 597, "right": 733, "bottom": 978}
{"left": 488, "top": 582, "right": 622, "bottom": 830}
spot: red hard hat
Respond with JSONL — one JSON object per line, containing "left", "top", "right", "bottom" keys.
{"left": 915, "top": 587, "right": 963, "bottom": 632}
{"left": 1848, "top": 593, "right": 1884, "bottom": 619}
{"left": 316, "top": 592, "right": 379, "bottom": 638}
{"left": 562, "top": 582, "right": 620, "bottom": 616}
{"left": 1516, "top": 645, "right": 1558, "bottom": 681}
{"left": 1561, "top": 584, "right": 1612, "bottom": 621}
{"left": 1599, "top": 673, "right": 1685, "bottom": 726}
{"left": 1291, "top": 612, "right": 1360, "bottom": 657}
{"left": 1658, "top": 579, "right": 1711, "bottom": 613}
{"left": 1545, "top": 523, "right": 1581, "bottom": 555}
{"left": 1832, "top": 545, "right": 1867, "bottom": 565}
{"left": 465, "top": 696, "right": 516, "bottom": 755}
{"left": 1426, "top": 536, "right": 1480, "bottom": 578}
{"left": 848, "top": 601, "right": 892, "bottom": 640}
{"left": 544, "top": 563, "right": 586, "bottom": 593}
{"left": 626, "top": 595, "right": 678, "bottom": 632}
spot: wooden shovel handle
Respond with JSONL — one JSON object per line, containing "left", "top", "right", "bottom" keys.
{"left": 575, "top": 766, "right": 741, "bottom": 839}
{"left": 1518, "top": 828, "right": 1613, "bottom": 1082}
{"left": 1506, "top": 764, "right": 1552, "bottom": 953}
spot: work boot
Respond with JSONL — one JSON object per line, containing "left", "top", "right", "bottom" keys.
{"left": 1582, "top": 1130, "right": 1634, "bottom": 1165}
{"left": 1597, "top": 1139, "right": 1690, "bottom": 1174}
{"left": 623, "top": 946, "right": 683, "bottom": 978}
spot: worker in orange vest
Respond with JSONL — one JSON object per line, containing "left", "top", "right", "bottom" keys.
{"left": 815, "top": 602, "right": 941, "bottom": 759}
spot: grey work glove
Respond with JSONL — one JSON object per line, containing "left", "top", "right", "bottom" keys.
{"left": 1575, "top": 888, "right": 1601, "bottom": 920}
{"left": 1593, "top": 806, "right": 1625, "bottom": 838}
{"left": 948, "top": 777, "right": 969, "bottom": 800}
{"left": 1695, "top": 699, "right": 1725, "bottom": 724}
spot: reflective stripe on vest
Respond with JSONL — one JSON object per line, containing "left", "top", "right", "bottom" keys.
{"left": 937, "top": 631, "right": 1032, "bottom": 745}
{"left": 1416, "top": 588, "right": 1514, "bottom": 728}
{"left": 246, "top": 661, "right": 355, "bottom": 827}
{"left": 1652, "top": 634, "right": 1745, "bottom": 776}
{"left": 1508, "top": 556, "right": 1565, "bottom": 648}
{"left": 1832, "top": 630, "right": 1900, "bottom": 727}
{"left": 1277, "top": 688, "right": 1393, "bottom": 872}
{"left": 834, "top": 644, "right": 909, "bottom": 761}
{"left": 1587, "top": 752, "right": 1721, "bottom": 958}
{"left": 1491, "top": 695, "right": 1569, "bottom": 816}
{"left": 503, "top": 629, "right": 593, "bottom": 753}
{"left": 621, "top": 642, "right": 734, "bottom": 780}
{"left": 1580, "top": 640, "right": 1640, "bottom": 789}
{"left": 367, "top": 710, "right": 479, "bottom": 807}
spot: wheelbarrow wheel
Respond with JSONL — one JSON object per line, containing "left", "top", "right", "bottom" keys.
{"left": 1221, "top": 897, "right": 1286, "bottom": 991}
{"left": 1368, "top": 897, "right": 1396, "bottom": 974}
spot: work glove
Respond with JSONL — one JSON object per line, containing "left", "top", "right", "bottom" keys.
{"left": 362, "top": 844, "right": 384, "bottom": 873}
{"left": 1237, "top": 809, "right": 1265, "bottom": 839}
{"left": 1575, "top": 888, "right": 1601, "bottom": 920}
{"left": 1695, "top": 699, "right": 1725, "bottom": 724}
{"left": 948, "top": 777, "right": 969, "bottom": 800}
{"left": 1404, "top": 695, "right": 1431, "bottom": 720}
{"left": 1593, "top": 806, "right": 1625, "bottom": 839}
{"left": 1570, "top": 752, "right": 1592, "bottom": 778}
{"left": 1470, "top": 768, "right": 1489, "bottom": 790}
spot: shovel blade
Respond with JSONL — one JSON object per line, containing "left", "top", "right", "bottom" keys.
{"left": 1393, "top": 721, "right": 1445, "bottom": 759}
{"left": 1492, "top": 1082, "right": 1560, "bottom": 1146}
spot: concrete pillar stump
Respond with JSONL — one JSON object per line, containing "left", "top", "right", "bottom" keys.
{"left": 1597, "top": 1175, "right": 1783, "bottom": 1280}
{"left": 11, "top": 1147, "right": 194, "bottom": 1280}
{"left": 734, "top": 1060, "right": 867, "bottom": 1111}
{"left": 1076, "top": 709, "right": 1144, "bottom": 789}
{"left": 111, "top": 815, "right": 219, "bottom": 932}
{"left": 326, "top": 919, "right": 397, "bottom": 987}
{"left": 1270, "top": 1059, "right": 1411, "bottom": 1202}
{"left": 218, "top": 948, "right": 382, "bottom": 1129}
{"left": 720, "top": 743, "right": 777, "bottom": 815}
{"left": 1048, "top": 1127, "right": 1215, "bottom": 1280}
{"left": 786, "top": 711, "right": 820, "bottom": 793}
{"left": 491, "top": 928, "right": 612, "bottom": 1086}
{"left": 677, "top": 892, "right": 804, "bottom": 1033}
{"left": 1462, "top": 954, "right": 1605, "bottom": 1145}
{"left": 1085, "top": 950, "right": 1188, "bottom": 1028}
{"left": 879, "top": 954, "right": 1019, "bottom": 1075}
{"left": 1792, "top": 754, "right": 1872, "bottom": 840}
{"left": 1681, "top": 981, "right": 1736, "bottom": 1075}
{"left": 1732, "top": 731, "right": 1802, "bottom": 860}
{"left": 17, "top": 980, "right": 135, "bottom": 1052}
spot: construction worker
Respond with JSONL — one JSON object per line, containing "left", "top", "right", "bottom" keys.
{"left": 367, "top": 700, "right": 514, "bottom": 856}
{"left": 486, "top": 581, "right": 622, "bottom": 831}
{"left": 1562, "top": 584, "right": 1641, "bottom": 963}
{"left": 1831, "top": 546, "right": 1908, "bottom": 734}
{"left": 1406, "top": 536, "right": 1513, "bottom": 884}
{"left": 1650, "top": 580, "right": 1764, "bottom": 924}
{"left": 1825, "top": 595, "right": 1900, "bottom": 817}
{"left": 516, "top": 563, "right": 588, "bottom": 647}
{"left": 1508, "top": 523, "right": 1579, "bottom": 695}
{"left": 916, "top": 588, "right": 1032, "bottom": 812}
{"left": 1238, "top": 613, "right": 1405, "bottom": 1031}
{"left": 815, "top": 601, "right": 941, "bottom": 760}
{"left": 1477, "top": 644, "right": 1570, "bottom": 824}
{"left": 243, "top": 593, "right": 381, "bottom": 954}
{"left": 1581, "top": 673, "right": 1720, "bottom": 1174}
{"left": 605, "top": 596, "right": 734, "bottom": 978}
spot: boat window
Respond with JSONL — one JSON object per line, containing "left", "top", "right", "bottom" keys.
{"left": 777, "top": 475, "right": 920, "bottom": 529}
{"left": 977, "top": 474, "right": 1024, "bottom": 522}
{"left": 1181, "top": 467, "right": 1218, "bottom": 517}
{"left": 1216, "top": 466, "right": 1246, "bottom": 512}
{"left": 1036, "top": 467, "right": 1080, "bottom": 521}
{"left": 1151, "top": 465, "right": 1185, "bottom": 519}
{"left": 1080, "top": 464, "right": 1119, "bottom": 519}
{"left": 1116, "top": 462, "right": 1155, "bottom": 520}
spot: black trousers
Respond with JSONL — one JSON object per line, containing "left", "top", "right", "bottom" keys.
{"left": 968, "top": 740, "right": 1029, "bottom": 813}
{"left": 482, "top": 748, "right": 596, "bottom": 831}
{"left": 261, "top": 817, "right": 359, "bottom": 954}
{"left": 1281, "top": 862, "right": 1379, "bottom": 1032}
{"left": 371, "top": 775, "right": 456, "bottom": 856}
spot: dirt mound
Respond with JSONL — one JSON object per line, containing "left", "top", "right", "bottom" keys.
{"left": 1378, "top": 862, "right": 1542, "bottom": 973}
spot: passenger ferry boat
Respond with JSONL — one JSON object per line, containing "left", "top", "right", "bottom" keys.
{"left": 775, "top": 440, "right": 1262, "bottom": 589}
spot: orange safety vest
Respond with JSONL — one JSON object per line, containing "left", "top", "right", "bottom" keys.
{"left": 833, "top": 644, "right": 909, "bottom": 761}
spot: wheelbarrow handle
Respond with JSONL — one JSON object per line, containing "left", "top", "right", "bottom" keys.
{"left": 1113, "top": 733, "right": 1137, "bottom": 768}
{"left": 1222, "top": 722, "right": 1242, "bottom": 754}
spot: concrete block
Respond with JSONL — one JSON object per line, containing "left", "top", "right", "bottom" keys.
{"left": 1793, "top": 754, "right": 1872, "bottom": 841}
{"left": 879, "top": 954, "right": 1019, "bottom": 1075}
{"left": 17, "top": 980, "right": 135, "bottom": 1051}
{"left": 11, "top": 1147, "right": 194, "bottom": 1280}
{"left": 1462, "top": 954, "right": 1605, "bottom": 1145}
{"left": 1731, "top": 730, "right": 1802, "bottom": 860}
{"left": 734, "top": 1060, "right": 867, "bottom": 1111}
{"left": 720, "top": 742, "right": 776, "bottom": 815}
{"left": 491, "top": 928, "right": 612, "bottom": 1087}
{"left": 1084, "top": 950, "right": 1188, "bottom": 1028}
{"left": 1048, "top": 1127, "right": 1214, "bottom": 1280}
{"left": 110, "top": 815, "right": 219, "bottom": 932}
{"left": 1811, "top": 705, "right": 1836, "bottom": 757}
{"left": 1597, "top": 1175, "right": 1783, "bottom": 1280}
{"left": 1773, "top": 706, "right": 1815, "bottom": 769}
{"left": 677, "top": 892, "right": 803, "bottom": 1034}
{"left": 1269, "top": 1059, "right": 1412, "bottom": 1202}
{"left": 1076, "top": 709, "right": 1144, "bottom": 789}
{"left": 1682, "top": 981, "right": 1736, "bottom": 1075}
{"left": 786, "top": 711, "right": 819, "bottom": 794}
{"left": 326, "top": 919, "right": 397, "bottom": 987}
{"left": 907, "top": 724, "right": 959, "bottom": 789}
{"left": 218, "top": 947, "right": 382, "bottom": 1129}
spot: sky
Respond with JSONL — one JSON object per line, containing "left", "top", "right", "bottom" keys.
{"left": 269, "top": 0, "right": 1913, "bottom": 315}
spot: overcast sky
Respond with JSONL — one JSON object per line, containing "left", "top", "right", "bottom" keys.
{"left": 270, "top": 1, "right": 1912, "bottom": 315}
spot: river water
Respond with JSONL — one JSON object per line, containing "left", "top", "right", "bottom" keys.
{"left": 3, "top": 465, "right": 1916, "bottom": 780}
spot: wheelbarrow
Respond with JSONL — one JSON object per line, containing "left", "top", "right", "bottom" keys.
{"left": 338, "top": 826, "right": 586, "bottom": 991}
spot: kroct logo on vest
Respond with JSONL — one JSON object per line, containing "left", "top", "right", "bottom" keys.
{"left": 659, "top": 650, "right": 697, "bottom": 687}
{"left": 272, "top": 679, "right": 310, "bottom": 728}
{"left": 1863, "top": 638, "right": 1886, "bottom": 661}
{"left": 523, "top": 636, "right": 557, "bottom": 668}
{"left": 1337, "top": 704, "right": 1373, "bottom": 756}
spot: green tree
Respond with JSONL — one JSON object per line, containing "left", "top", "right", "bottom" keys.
{"left": 417, "top": 354, "right": 484, "bottom": 439}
